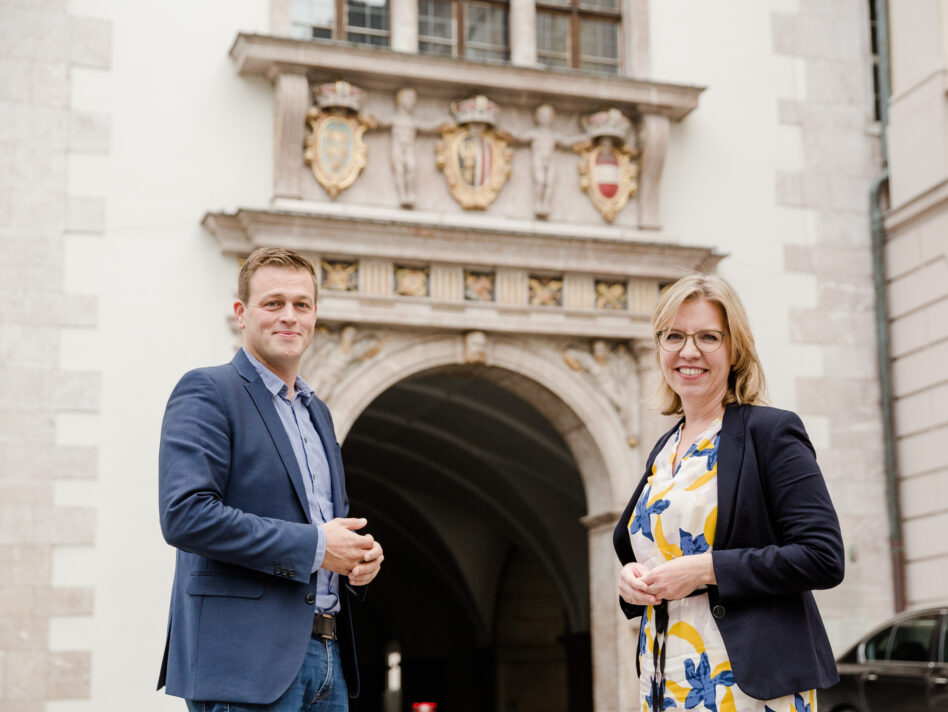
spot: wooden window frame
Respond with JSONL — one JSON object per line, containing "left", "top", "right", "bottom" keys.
{"left": 417, "top": 0, "right": 510, "bottom": 61}
{"left": 536, "top": 1, "right": 621, "bottom": 71}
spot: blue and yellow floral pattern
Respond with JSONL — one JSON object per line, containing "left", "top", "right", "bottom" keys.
{"left": 629, "top": 419, "right": 817, "bottom": 712}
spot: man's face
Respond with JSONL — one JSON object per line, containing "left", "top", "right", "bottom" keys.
{"left": 234, "top": 265, "right": 317, "bottom": 377}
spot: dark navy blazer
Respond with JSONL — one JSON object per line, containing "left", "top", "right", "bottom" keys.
{"left": 613, "top": 404, "right": 844, "bottom": 699}
{"left": 158, "top": 350, "right": 363, "bottom": 704}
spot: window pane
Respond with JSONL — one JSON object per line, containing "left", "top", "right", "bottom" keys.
{"left": 579, "top": 0, "right": 619, "bottom": 10}
{"left": 290, "top": 0, "right": 335, "bottom": 39}
{"left": 419, "top": 0, "right": 455, "bottom": 56}
{"left": 889, "top": 615, "right": 938, "bottom": 662}
{"left": 347, "top": 0, "right": 389, "bottom": 46}
{"left": 464, "top": 2, "right": 509, "bottom": 63}
{"left": 580, "top": 17, "right": 618, "bottom": 61}
{"left": 578, "top": 59, "right": 618, "bottom": 75}
{"left": 419, "top": 40, "right": 454, "bottom": 56}
{"left": 537, "top": 11, "right": 569, "bottom": 69}
{"left": 863, "top": 626, "right": 892, "bottom": 661}
{"left": 292, "top": 0, "right": 335, "bottom": 25}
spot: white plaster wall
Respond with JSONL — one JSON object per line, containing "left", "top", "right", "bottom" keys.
{"left": 650, "top": 0, "right": 818, "bottom": 415}
{"left": 55, "top": 1, "right": 271, "bottom": 709}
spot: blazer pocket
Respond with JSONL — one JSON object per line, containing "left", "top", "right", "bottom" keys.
{"left": 187, "top": 572, "right": 265, "bottom": 599}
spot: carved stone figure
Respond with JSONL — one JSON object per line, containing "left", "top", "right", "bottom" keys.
{"left": 562, "top": 339, "right": 640, "bottom": 447}
{"left": 302, "top": 325, "right": 386, "bottom": 401}
{"left": 463, "top": 331, "right": 488, "bottom": 364}
{"left": 509, "top": 104, "right": 584, "bottom": 219}
{"left": 390, "top": 88, "right": 418, "bottom": 208}
{"left": 525, "top": 104, "right": 557, "bottom": 218}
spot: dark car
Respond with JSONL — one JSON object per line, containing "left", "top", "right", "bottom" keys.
{"left": 819, "top": 606, "right": 948, "bottom": 711}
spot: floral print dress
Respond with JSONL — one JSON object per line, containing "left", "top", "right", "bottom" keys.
{"left": 628, "top": 419, "right": 817, "bottom": 712}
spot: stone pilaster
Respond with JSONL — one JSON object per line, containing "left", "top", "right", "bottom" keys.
{"left": 273, "top": 72, "right": 310, "bottom": 200}
{"left": 510, "top": 0, "right": 537, "bottom": 67}
{"left": 637, "top": 114, "right": 669, "bottom": 230}
{"left": 390, "top": 0, "right": 418, "bottom": 53}
{"left": 581, "top": 510, "right": 625, "bottom": 712}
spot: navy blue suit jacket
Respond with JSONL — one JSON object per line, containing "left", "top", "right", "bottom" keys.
{"left": 613, "top": 404, "right": 844, "bottom": 699}
{"left": 157, "top": 350, "right": 363, "bottom": 704}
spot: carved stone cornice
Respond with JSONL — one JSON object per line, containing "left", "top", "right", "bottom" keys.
{"left": 203, "top": 205, "right": 722, "bottom": 278}
{"left": 229, "top": 33, "right": 705, "bottom": 121}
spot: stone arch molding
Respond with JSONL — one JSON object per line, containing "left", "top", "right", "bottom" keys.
{"left": 301, "top": 325, "right": 640, "bottom": 516}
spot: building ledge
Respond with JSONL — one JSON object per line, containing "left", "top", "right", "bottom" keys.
{"left": 229, "top": 33, "right": 705, "bottom": 120}
{"left": 203, "top": 204, "right": 723, "bottom": 278}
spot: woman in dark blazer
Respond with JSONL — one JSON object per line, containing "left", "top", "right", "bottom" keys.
{"left": 613, "top": 274, "right": 844, "bottom": 711}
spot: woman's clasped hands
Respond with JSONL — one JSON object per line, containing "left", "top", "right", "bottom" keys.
{"left": 618, "top": 553, "right": 716, "bottom": 606}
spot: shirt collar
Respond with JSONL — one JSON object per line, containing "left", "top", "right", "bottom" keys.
{"left": 241, "top": 347, "right": 315, "bottom": 404}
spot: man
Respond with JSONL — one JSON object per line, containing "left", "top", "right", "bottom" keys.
{"left": 158, "top": 247, "right": 383, "bottom": 711}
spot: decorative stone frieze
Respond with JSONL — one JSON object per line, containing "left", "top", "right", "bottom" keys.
{"left": 204, "top": 207, "right": 719, "bottom": 339}
{"left": 228, "top": 33, "right": 704, "bottom": 228}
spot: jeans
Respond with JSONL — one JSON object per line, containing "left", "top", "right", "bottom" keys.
{"left": 186, "top": 637, "right": 348, "bottom": 712}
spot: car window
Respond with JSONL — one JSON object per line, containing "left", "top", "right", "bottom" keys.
{"left": 864, "top": 625, "right": 892, "bottom": 661}
{"left": 888, "top": 614, "right": 938, "bottom": 662}
{"left": 941, "top": 615, "right": 948, "bottom": 663}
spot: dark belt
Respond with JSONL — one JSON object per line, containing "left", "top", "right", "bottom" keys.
{"left": 312, "top": 613, "right": 336, "bottom": 640}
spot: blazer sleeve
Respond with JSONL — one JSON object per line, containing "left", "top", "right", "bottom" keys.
{"left": 712, "top": 410, "right": 844, "bottom": 600}
{"left": 158, "top": 369, "right": 320, "bottom": 578}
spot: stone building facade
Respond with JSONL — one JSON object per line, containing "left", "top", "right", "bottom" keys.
{"left": 0, "top": 1, "right": 916, "bottom": 711}
{"left": 885, "top": 0, "right": 948, "bottom": 607}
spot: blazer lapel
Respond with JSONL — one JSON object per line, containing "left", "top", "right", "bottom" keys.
{"left": 232, "top": 352, "right": 313, "bottom": 524}
{"left": 714, "top": 404, "right": 747, "bottom": 548}
{"left": 308, "top": 400, "right": 346, "bottom": 519}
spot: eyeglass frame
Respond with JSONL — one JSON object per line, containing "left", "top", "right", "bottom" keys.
{"left": 655, "top": 329, "right": 729, "bottom": 353}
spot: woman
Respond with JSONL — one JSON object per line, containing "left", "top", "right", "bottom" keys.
{"left": 613, "top": 274, "right": 844, "bottom": 711}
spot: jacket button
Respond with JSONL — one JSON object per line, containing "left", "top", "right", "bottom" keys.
{"left": 305, "top": 593, "right": 316, "bottom": 604}
{"left": 712, "top": 605, "right": 725, "bottom": 619}
{"left": 274, "top": 566, "right": 282, "bottom": 575}
{"left": 288, "top": 569, "right": 295, "bottom": 579}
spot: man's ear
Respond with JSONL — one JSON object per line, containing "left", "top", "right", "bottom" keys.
{"left": 233, "top": 300, "right": 246, "bottom": 329}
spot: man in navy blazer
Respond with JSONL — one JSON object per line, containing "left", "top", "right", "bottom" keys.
{"left": 158, "top": 247, "right": 383, "bottom": 710}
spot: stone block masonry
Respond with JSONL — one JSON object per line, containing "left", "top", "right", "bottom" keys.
{"left": 772, "top": 2, "right": 894, "bottom": 643}
{"left": 0, "top": 1, "right": 109, "bottom": 707}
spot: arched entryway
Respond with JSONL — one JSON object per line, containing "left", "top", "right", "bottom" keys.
{"left": 344, "top": 370, "right": 591, "bottom": 712}
{"left": 306, "top": 329, "right": 652, "bottom": 712}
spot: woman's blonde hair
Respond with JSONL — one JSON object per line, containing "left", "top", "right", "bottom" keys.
{"left": 650, "top": 273, "right": 768, "bottom": 415}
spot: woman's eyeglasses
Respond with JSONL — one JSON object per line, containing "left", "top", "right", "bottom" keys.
{"left": 656, "top": 329, "right": 728, "bottom": 353}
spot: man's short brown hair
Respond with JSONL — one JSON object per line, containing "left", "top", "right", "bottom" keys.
{"left": 237, "top": 247, "right": 319, "bottom": 304}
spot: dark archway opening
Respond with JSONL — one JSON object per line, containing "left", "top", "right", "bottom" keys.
{"left": 344, "top": 369, "right": 592, "bottom": 712}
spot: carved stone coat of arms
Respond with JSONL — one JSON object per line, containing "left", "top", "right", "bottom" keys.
{"left": 436, "top": 95, "right": 512, "bottom": 210}
{"left": 304, "top": 81, "right": 376, "bottom": 199}
{"left": 574, "top": 109, "right": 639, "bottom": 222}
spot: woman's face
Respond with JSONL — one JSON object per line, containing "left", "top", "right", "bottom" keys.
{"left": 658, "top": 298, "right": 733, "bottom": 414}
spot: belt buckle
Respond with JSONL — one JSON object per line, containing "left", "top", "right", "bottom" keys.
{"left": 317, "top": 613, "right": 335, "bottom": 640}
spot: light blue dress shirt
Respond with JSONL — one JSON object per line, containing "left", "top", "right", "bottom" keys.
{"left": 242, "top": 348, "right": 340, "bottom": 614}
